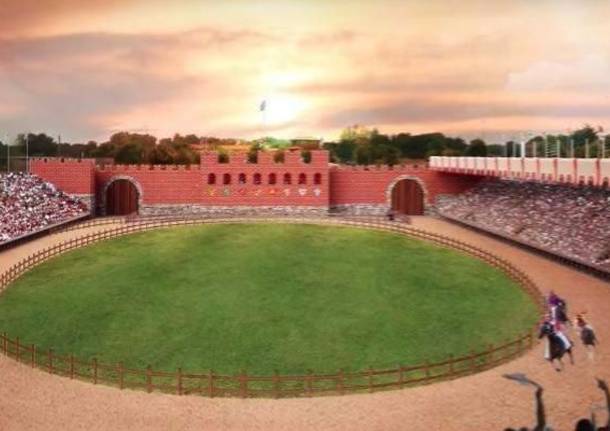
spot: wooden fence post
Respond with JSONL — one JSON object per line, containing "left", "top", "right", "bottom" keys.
{"left": 48, "top": 348, "right": 54, "bottom": 374}
{"left": 239, "top": 370, "right": 248, "bottom": 398}
{"left": 118, "top": 362, "right": 124, "bottom": 389}
{"left": 208, "top": 369, "right": 215, "bottom": 398}
{"left": 31, "top": 344, "right": 36, "bottom": 368}
{"left": 487, "top": 344, "right": 494, "bottom": 367}
{"left": 336, "top": 369, "right": 344, "bottom": 395}
{"left": 92, "top": 358, "right": 98, "bottom": 384}
{"left": 470, "top": 349, "right": 476, "bottom": 372}
{"left": 398, "top": 364, "right": 404, "bottom": 388}
{"left": 146, "top": 365, "right": 153, "bottom": 393}
{"left": 272, "top": 370, "right": 280, "bottom": 399}
{"left": 306, "top": 369, "right": 313, "bottom": 397}
{"left": 176, "top": 368, "right": 183, "bottom": 396}
{"left": 15, "top": 337, "right": 20, "bottom": 362}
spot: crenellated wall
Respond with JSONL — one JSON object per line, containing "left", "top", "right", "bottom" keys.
{"left": 32, "top": 151, "right": 484, "bottom": 216}
{"left": 329, "top": 164, "right": 484, "bottom": 215}
{"left": 30, "top": 158, "right": 97, "bottom": 212}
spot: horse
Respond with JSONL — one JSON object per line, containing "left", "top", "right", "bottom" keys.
{"left": 539, "top": 321, "right": 574, "bottom": 371}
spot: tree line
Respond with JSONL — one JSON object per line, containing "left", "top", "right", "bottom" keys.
{"left": 0, "top": 125, "right": 608, "bottom": 170}
{"left": 321, "top": 124, "right": 610, "bottom": 165}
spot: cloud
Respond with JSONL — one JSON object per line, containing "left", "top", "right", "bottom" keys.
{"left": 0, "top": 0, "right": 129, "bottom": 36}
{"left": 1, "top": 1, "right": 610, "bottom": 141}
{"left": 298, "top": 30, "right": 357, "bottom": 47}
{"left": 506, "top": 55, "right": 610, "bottom": 92}
{"left": 0, "top": 28, "right": 264, "bottom": 139}
{"left": 319, "top": 96, "right": 610, "bottom": 129}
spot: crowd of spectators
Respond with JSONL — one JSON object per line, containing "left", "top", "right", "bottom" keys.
{"left": 436, "top": 179, "right": 610, "bottom": 271}
{"left": 0, "top": 172, "right": 88, "bottom": 243}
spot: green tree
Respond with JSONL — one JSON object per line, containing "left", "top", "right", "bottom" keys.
{"left": 115, "top": 143, "right": 143, "bottom": 164}
{"left": 390, "top": 133, "right": 410, "bottom": 157}
{"left": 466, "top": 139, "right": 487, "bottom": 156}
{"left": 486, "top": 144, "right": 504, "bottom": 156}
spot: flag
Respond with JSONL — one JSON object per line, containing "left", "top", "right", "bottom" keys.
{"left": 259, "top": 100, "right": 266, "bottom": 112}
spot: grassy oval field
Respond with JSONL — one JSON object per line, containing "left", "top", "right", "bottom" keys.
{"left": 0, "top": 224, "right": 538, "bottom": 375}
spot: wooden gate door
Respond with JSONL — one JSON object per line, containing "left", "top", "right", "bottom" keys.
{"left": 106, "top": 180, "right": 138, "bottom": 215}
{"left": 391, "top": 179, "right": 424, "bottom": 215}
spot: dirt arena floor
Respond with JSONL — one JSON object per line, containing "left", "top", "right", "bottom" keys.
{"left": 0, "top": 217, "right": 608, "bottom": 430}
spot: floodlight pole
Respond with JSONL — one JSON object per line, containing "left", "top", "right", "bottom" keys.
{"left": 5, "top": 134, "right": 10, "bottom": 173}
{"left": 25, "top": 134, "right": 29, "bottom": 173}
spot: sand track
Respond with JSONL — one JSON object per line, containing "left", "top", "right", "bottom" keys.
{"left": 0, "top": 217, "right": 607, "bottom": 430}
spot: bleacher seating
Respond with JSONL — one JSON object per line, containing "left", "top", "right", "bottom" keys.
{"left": 436, "top": 179, "right": 610, "bottom": 271}
{"left": 0, "top": 172, "right": 88, "bottom": 244}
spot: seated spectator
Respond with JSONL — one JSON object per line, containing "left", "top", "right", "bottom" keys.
{"left": 437, "top": 179, "right": 610, "bottom": 271}
{"left": 0, "top": 172, "right": 88, "bottom": 243}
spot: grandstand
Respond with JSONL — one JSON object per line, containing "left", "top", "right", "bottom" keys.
{"left": 0, "top": 172, "right": 89, "bottom": 247}
{"left": 437, "top": 179, "right": 610, "bottom": 273}
{"left": 430, "top": 156, "right": 610, "bottom": 277}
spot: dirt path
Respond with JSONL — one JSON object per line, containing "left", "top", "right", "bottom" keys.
{"left": 0, "top": 217, "right": 608, "bottom": 431}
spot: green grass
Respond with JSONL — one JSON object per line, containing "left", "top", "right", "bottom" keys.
{"left": 0, "top": 224, "right": 538, "bottom": 376}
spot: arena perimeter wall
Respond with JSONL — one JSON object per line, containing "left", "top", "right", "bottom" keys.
{"left": 31, "top": 151, "right": 484, "bottom": 215}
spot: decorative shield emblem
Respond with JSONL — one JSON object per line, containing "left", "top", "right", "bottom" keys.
{"left": 238, "top": 188, "right": 247, "bottom": 196}
{"left": 283, "top": 188, "right": 291, "bottom": 196}
{"left": 298, "top": 188, "right": 307, "bottom": 196}
{"left": 254, "top": 189, "right": 262, "bottom": 196}
{"left": 207, "top": 188, "right": 216, "bottom": 196}
{"left": 222, "top": 187, "right": 231, "bottom": 196}
{"left": 313, "top": 188, "right": 321, "bottom": 197}
{"left": 269, "top": 188, "right": 277, "bottom": 196}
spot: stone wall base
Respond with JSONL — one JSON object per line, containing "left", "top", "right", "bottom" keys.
{"left": 71, "top": 194, "right": 95, "bottom": 215}
{"left": 329, "top": 204, "right": 390, "bottom": 216}
{"left": 330, "top": 203, "right": 434, "bottom": 216}
{"left": 140, "top": 205, "right": 329, "bottom": 217}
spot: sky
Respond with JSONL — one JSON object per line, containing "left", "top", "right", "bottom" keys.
{"left": 1, "top": 0, "right": 609, "bottom": 143}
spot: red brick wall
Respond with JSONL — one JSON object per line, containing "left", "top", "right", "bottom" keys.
{"left": 30, "top": 158, "right": 96, "bottom": 195}
{"left": 198, "top": 150, "right": 329, "bottom": 207}
{"left": 30, "top": 154, "right": 483, "bottom": 211}
{"left": 95, "top": 166, "right": 202, "bottom": 204}
{"left": 95, "top": 150, "right": 330, "bottom": 207}
{"left": 330, "top": 165, "right": 484, "bottom": 205}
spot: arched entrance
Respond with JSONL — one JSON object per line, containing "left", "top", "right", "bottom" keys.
{"left": 391, "top": 179, "right": 425, "bottom": 215}
{"left": 105, "top": 179, "right": 139, "bottom": 215}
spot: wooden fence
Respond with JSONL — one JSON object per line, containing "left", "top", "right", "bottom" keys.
{"left": 0, "top": 216, "right": 545, "bottom": 398}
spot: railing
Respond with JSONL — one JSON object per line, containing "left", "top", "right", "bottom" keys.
{"left": 0, "top": 213, "right": 90, "bottom": 252}
{"left": 429, "top": 156, "right": 610, "bottom": 187}
{"left": 54, "top": 216, "right": 127, "bottom": 233}
{"left": 0, "top": 216, "right": 545, "bottom": 398}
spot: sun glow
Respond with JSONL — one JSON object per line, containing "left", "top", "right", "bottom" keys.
{"left": 261, "top": 94, "right": 308, "bottom": 126}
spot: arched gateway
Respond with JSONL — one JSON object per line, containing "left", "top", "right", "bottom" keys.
{"left": 105, "top": 179, "right": 139, "bottom": 215}
{"left": 391, "top": 178, "right": 425, "bottom": 215}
